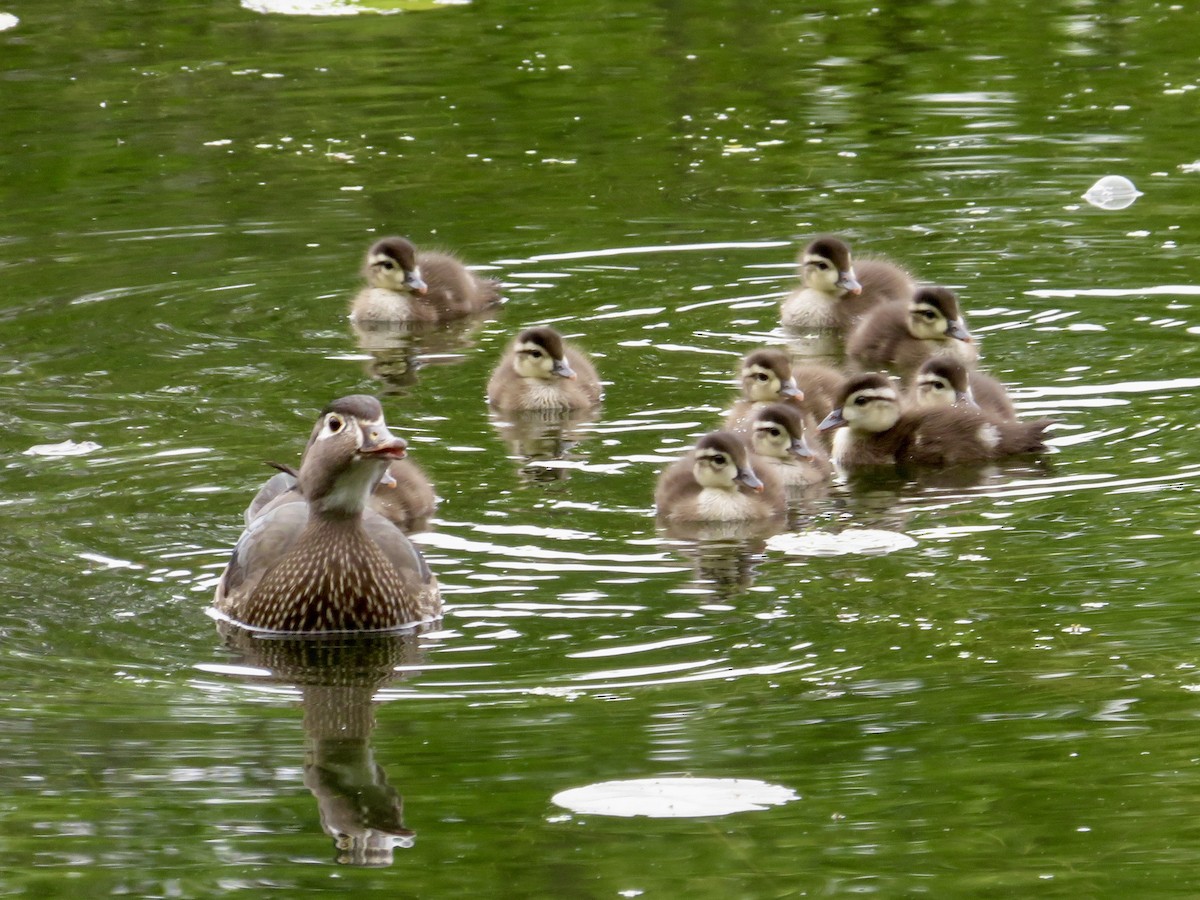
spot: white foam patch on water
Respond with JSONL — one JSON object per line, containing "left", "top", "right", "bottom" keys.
{"left": 552, "top": 777, "right": 798, "bottom": 818}
{"left": 767, "top": 528, "right": 917, "bottom": 557}
{"left": 24, "top": 440, "right": 102, "bottom": 458}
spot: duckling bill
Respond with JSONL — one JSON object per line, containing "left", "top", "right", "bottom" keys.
{"left": 213, "top": 395, "right": 441, "bottom": 633}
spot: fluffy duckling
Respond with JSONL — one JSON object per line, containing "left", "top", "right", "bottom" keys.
{"left": 350, "top": 236, "right": 501, "bottom": 324}
{"left": 780, "top": 235, "right": 915, "bottom": 331}
{"left": 487, "top": 327, "right": 602, "bottom": 411}
{"left": 213, "top": 395, "right": 441, "bottom": 633}
{"left": 749, "top": 403, "right": 831, "bottom": 487}
{"left": 655, "top": 431, "right": 786, "bottom": 523}
{"left": 846, "top": 285, "right": 978, "bottom": 378}
{"left": 724, "top": 348, "right": 803, "bottom": 432}
{"left": 818, "top": 373, "right": 1050, "bottom": 469}
{"left": 909, "top": 357, "right": 1017, "bottom": 422}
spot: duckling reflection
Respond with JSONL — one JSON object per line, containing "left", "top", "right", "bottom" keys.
{"left": 351, "top": 311, "right": 497, "bottom": 394}
{"left": 657, "top": 529, "right": 775, "bottom": 600}
{"left": 489, "top": 406, "right": 599, "bottom": 483}
{"left": 216, "top": 624, "right": 430, "bottom": 866}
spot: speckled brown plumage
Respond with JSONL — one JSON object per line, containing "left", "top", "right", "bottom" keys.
{"left": 214, "top": 395, "right": 441, "bottom": 634}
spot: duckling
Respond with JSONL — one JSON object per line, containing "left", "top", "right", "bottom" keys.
{"left": 213, "top": 395, "right": 441, "bottom": 633}
{"left": 486, "top": 326, "right": 603, "bottom": 411}
{"left": 780, "top": 235, "right": 915, "bottom": 331}
{"left": 350, "top": 236, "right": 501, "bottom": 324}
{"left": 909, "top": 357, "right": 1017, "bottom": 422}
{"left": 748, "top": 403, "right": 831, "bottom": 487}
{"left": 791, "top": 361, "right": 845, "bottom": 431}
{"left": 818, "top": 373, "right": 1050, "bottom": 469}
{"left": 655, "top": 431, "right": 786, "bottom": 523}
{"left": 723, "top": 348, "right": 804, "bottom": 432}
{"left": 846, "top": 285, "right": 978, "bottom": 378}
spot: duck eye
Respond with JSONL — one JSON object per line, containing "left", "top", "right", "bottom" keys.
{"left": 379, "top": 260, "right": 395, "bottom": 270}
{"left": 530, "top": 350, "right": 543, "bottom": 359}
{"left": 712, "top": 454, "right": 727, "bottom": 466}
{"left": 753, "top": 372, "right": 769, "bottom": 382}
{"left": 327, "top": 415, "right": 344, "bottom": 433}
{"left": 769, "top": 427, "right": 782, "bottom": 437}
{"left": 815, "top": 261, "right": 829, "bottom": 270}
{"left": 854, "top": 396, "right": 870, "bottom": 406}
{"left": 922, "top": 310, "right": 937, "bottom": 320}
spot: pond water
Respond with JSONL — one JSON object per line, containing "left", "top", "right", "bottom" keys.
{"left": 3, "top": 0, "right": 1200, "bottom": 895}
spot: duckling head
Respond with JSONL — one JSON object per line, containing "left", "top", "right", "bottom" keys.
{"left": 914, "top": 358, "right": 977, "bottom": 409}
{"left": 799, "top": 235, "right": 862, "bottom": 298}
{"left": 751, "top": 403, "right": 814, "bottom": 461}
{"left": 738, "top": 349, "right": 803, "bottom": 404}
{"left": 364, "top": 237, "right": 429, "bottom": 296}
{"left": 511, "top": 327, "right": 576, "bottom": 380}
{"left": 692, "top": 432, "right": 763, "bottom": 493}
{"left": 299, "top": 395, "right": 409, "bottom": 517}
{"left": 907, "top": 286, "right": 972, "bottom": 343}
{"left": 819, "top": 373, "right": 902, "bottom": 435}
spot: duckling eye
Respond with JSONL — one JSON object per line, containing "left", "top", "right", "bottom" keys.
{"left": 530, "top": 350, "right": 543, "bottom": 359}
{"left": 753, "top": 372, "right": 769, "bottom": 382}
{"left": 853, "top": 396, "right": 870, "bottom": 406}
{"left": 711, "top": 453, "right": 727, "bottom": 466}
{"left": 379, "top": 260, "right": 395, "bottom": 271}
{"left": 327, "top": 415, "right": 344, "bottom": 433}
{"left": 815, "top": 261, "right": 830, "bottom": 271}
{"left": 768, "top": 427, "right": 782, "bottom": 437}
{"left": 920, "top": 310, "right": 937, "bottom": 321}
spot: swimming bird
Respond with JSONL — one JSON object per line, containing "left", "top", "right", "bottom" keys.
{"left": 350, "top": 236, "right": 500, "bottom": 323}
{"left": 486, "top": 326, "right": 602, "bottom": 411}
{"left": 818, "top": 373, "right": 1050, "bottom": 469}
{"left": 780, "top": 235, "right": 915, "bottom": 332}
{"left": 748, "top": 403, "right": 831, "bottom": 487}
{"left": 655, "top": 431, "right": 786, "bottom": 522}
{"left": 213, "top": 395, "right": 441, "bottom": 633}
{"left": 909, "top": 357, "right": 1017, "bottom": 422}
{"left": 724, "top": 348, "right": 804, "bottom": 433}
{"left": 846, "top": 285, "right": 978, "bottom": 378}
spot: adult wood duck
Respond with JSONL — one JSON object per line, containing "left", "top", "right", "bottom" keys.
{"left": 655, "top": 431, "right": 786, "bottom": 523}
{"left": 486, "top": 326, "right": 603, "bottom": 411}
{"left": 213, "top": 395, "right": 441, "bottom": 633}
{"left": 748, "top": 403, "right": 831, "bottom": 487}
{"left": 350, "top": 236, "right": 501, "bottom": 323}
{"left": 818, "top": 373, "right": 1050, "bottom": 469}
{"left": 909, "top": 357, "right": 1017, "bottom": 422}
{"left": 846, "top": 285, "right": 978, "bottom": 378}
{"left": 780, "top": 235, "right": 915, "bottom": 332}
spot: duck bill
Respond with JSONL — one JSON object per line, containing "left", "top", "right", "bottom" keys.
{"left": 552, "top": 358, "right": 578, "bottom": 380}
{"left": 818, "top": 408, "right": 847, "bottom": 431}
{"left": 837, "top": 269, "right": 862, "bottom": 295}
{"left": 736, "top": 466, "right": 764, "bottom": 493}
{"left": 947, "top": 318, "right": 973, "bottom": 343}
{"left": 790, "top": 437, "right": 814, "bottom": 459}
{"left": 778, "top": 379, "right": 805, "bottom": 402}
{"left": 405, "top": 272, "right": 429, "bottom": 296}
{"left": 361, "top": 429, "right": 408, "bottom": 461}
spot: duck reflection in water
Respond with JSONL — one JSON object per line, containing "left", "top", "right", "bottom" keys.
{"left": 351, "top": 312, "right": 498, "bottom": 394}
{"left": 489, "top": 406, "right": 599, "bottom": 483}
{"left": 217, "top": 624, "right": 430, "bottom": 866}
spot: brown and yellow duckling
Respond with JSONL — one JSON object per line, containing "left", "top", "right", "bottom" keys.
{"left": 748, "top": 403, "right": 831, "bottom": 488}
{"left": 846, "top": 285, "right": 979, "bottom": 379}
{"left": 655, "top": 431, "right": 786, "bottom": 523}
{"left": 780, "top": 235, "right": 915, "bottom": 332}
{"left": 723, "top": 348, "right": 804, "bottom": 433}
{"left": 908, "top": 357, "right": 1017, "bottom": 422}
{"left": 486, "top": 326, "right": 602, "bottom": 411}
{"left": 213, "top": 395, "right": 441, "bottom": 633}
{"left": 350, "top": 236, "right": 501, "bottom": 324}
{"left": 818, "top": 373, "right": 1050, "bottom": 469}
